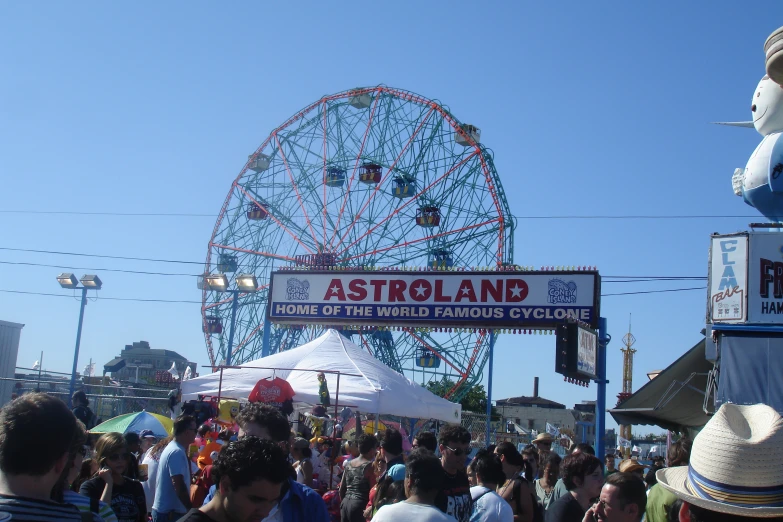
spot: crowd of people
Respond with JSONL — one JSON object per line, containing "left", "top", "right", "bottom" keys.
{"left": 0, "top": 390, "right": 780, "bottom": 522}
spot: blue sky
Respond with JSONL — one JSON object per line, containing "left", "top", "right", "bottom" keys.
{"left": 1, "top": 2, "right": 779, "bottom": 431}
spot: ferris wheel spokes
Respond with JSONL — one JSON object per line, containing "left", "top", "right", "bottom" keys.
{"left": 329, "top": 106, "right": 437, "bottom": 252}
{"left": 274, "top": 134, "right": 321, "bottom": 249}
{"left": 234, "top": 184, "right": 317, "bottom": 255}
{"left": 334, "top": 151, "right": 480, "bottom": 257}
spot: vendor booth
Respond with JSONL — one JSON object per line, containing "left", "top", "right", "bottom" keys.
{"left": 182, "top": 329, "right": 461, "bottom": 423}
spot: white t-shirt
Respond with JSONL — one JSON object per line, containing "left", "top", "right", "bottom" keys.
{"left": 141, "top": 452, "right": 160, "bottom": 513}
{"left": 373, "top": 501, "right": 456, "bottom": 522}
{"left": 470, "top": 486, "right": 513, "bottom": 522}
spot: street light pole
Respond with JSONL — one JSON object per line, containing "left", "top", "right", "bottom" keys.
{"left": 68, "top": 286, "right": 89, "bottom": 408}
{"left": 226, "top": 289, "right": 240, "bottom": 367}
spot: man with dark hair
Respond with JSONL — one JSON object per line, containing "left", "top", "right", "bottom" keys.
{"left": 605, "top": 454, "right": 618, "bottom": 478}
{"left": 413, "top": 431, "right": 438, "bottom": 452}
{"left": 373, "top": 448, "right": 452, "bottom": 521}
{"left": 435, "top": 424, "right": 472, "bottom": 522}
{"left": 71, "top": 390, "right": 97, "bottom": 429}
{"left": 235, "top": 403, "right": 291, "bottom": 441}
{"left": 471, "top": 450, "right": 513, "bottom": 522}
{"left": 202, "top": 403, "right": 329, "bottom": 522}
{"left": 574, "top": 443, "right": 595, "bottom": 456}
{"left": 0, "top": 393, "right": 82, "bottom": 520}
{"left": 583, "top": 472, "right": 647, "bottom": 522}
{"left": 153, "top": 415, "right": 198, "bottom": 522}
{"left": 379, "top": 429, "right": 404, "bottom": 480}
{"left": 178, "top": 437, "right": 291, "bottom": 521}
{"left": 645, "top": 438, "right": 692, "bottom": 522}
{"left": 125, "top": 431, "right": 142, "bottom": 480}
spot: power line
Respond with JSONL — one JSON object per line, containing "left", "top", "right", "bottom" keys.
{"left": 601, "top": 287, "right": 706, "bottom": 296}
{"left": 1, "top": 285, "right": 706, "bottom": 303}
{"left": 0, "top": 289, "right": 201, "bottom": 304}
{"left": 0, "top": 210, "right": 215, "bottom": 217}
{"left": 0, "top": 247, "right": 205, "bottom": 266}
{"left": 0, "top": 248, "right": 708, "bottom": 282}
{"left": 602, "top": 276, "right": 705, "bottom": 279}
{"left": 0, "top": 209, "right": 761, "bottom": 220}
{"left": 0, "top": 260, "right": 200, "bottom": 277}
{"left": 603, "top": 277, "right": 706, "bottom": 283}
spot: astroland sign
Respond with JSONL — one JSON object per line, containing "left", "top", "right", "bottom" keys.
{"left": 267, "top": 270, "right": 600, "bottom": 330}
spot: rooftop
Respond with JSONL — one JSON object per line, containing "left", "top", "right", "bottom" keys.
{"left": 120, "top": 347, "right": 188, "bottom": 360}
{"left": 496, "top": 395, "right": 566, "bottom": 409}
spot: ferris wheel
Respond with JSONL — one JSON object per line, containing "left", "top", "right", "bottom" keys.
{"left": 201, "top": 86, "right": 514, "bottom": 400}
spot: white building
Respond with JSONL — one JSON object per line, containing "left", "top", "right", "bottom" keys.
{"left": 496, "top": 377, "right": 576, "bottom": 436}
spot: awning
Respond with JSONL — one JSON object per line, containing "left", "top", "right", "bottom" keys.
{"left": 609, "top": 339, "right": 713, "bottom": 433}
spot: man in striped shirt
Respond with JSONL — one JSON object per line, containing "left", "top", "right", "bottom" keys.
{"left": 0, "top": 393, "right": 82, "bottom": 520}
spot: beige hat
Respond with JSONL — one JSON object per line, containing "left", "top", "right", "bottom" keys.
{"left": 618, "top": 459, "right": 647, "bottom": 474}
{"left": 533, "top": 433, "right": 553, "bottom": 444}
{"left": 657, "top": 403, "right": 783, "bottom": 517}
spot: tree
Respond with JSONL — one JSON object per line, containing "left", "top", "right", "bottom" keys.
{"left": 426, "top": 378, "right": 500, "bottom": 420}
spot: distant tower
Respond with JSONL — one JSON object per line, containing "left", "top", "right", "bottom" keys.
{"left": 617, "top": 316, "right": 636, "bottom": 456}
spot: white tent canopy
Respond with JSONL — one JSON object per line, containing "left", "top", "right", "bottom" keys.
{"left": 182, "top": 329, "right": 461, "bottom": 423}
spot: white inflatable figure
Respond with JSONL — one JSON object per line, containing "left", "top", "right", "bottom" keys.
{"left": 765, "top": 26, "right": 783, "bottom": 86}
{"left": 731, "top": 75, "right": 783, "bottom": 221}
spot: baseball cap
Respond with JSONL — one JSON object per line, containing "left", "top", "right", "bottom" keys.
{"left": 387, "top": 464, "right": 406, "bottom": 482}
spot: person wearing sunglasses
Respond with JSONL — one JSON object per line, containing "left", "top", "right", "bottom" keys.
{"left": 435, "top": 424, "right": 473, "bottom": 522}
{"left": 200, "top": 403, "right": 330, "bottom": 522}
{"left": 80, "top": 432, "right": 147, "bottom": 522}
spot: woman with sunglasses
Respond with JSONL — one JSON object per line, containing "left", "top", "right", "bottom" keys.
{"left": 80, "top": 432, "right": 147, "bottom": 522}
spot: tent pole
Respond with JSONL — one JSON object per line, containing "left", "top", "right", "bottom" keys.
{"left": 217, "top": 367, "right": 224, "bottom": 404}
{"left": 330, "top": 371, "right": 341, "bottom": 490}
{"left": 485, "top": 329, "right": 495, "bottom": 449}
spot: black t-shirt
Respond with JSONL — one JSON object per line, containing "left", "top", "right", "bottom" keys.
{"left": 544, "top": 492, "right": 585, "bottom": 522}
{"left": 72, "top": 405, "right": 97, "bottom": 429}
{"left": 176, "top": 509, "right": 218, "bottom": 521}
{"left": 80, "top": 476, "right": 146, "bottom": 522}
{"left": 435, "top": 469, "right": 472, "bottom": 522}
{"left": 126, "top": 454, "right": 140, "bottom": 481}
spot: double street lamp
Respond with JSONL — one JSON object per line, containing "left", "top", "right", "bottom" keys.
{"left": 56, "top": 273, "right": 102, "bottom": 407}
{"left": 203, "top": 273, "right": 258, "bottom": 366}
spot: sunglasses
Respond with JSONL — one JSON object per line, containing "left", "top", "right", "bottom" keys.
{"left": 444, "top": 445, "right": 467, "bottom": 456}
{"left": 106, "top": 452, "right": 130, "bottom": 462}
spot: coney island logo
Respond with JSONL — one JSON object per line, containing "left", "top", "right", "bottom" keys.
{"left": 548, "top": 279, "right": 577, "bottom": 304}
{"left": 286, "top": 278, "right": 310, "bottom": 301}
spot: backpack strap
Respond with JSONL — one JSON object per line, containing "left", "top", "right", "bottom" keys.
{"left": 513, "top": 478, "right": 524, "bottom": 514}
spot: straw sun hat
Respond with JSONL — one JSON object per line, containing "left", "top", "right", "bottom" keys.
{"left": 533, "top": 433, "right": 553, "bottom": 444}
{"left": 656, "top": 403, "right": 783, "bottom": 517}
{"left": 618, "top": 459, "right": 647, "bottom": 474}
